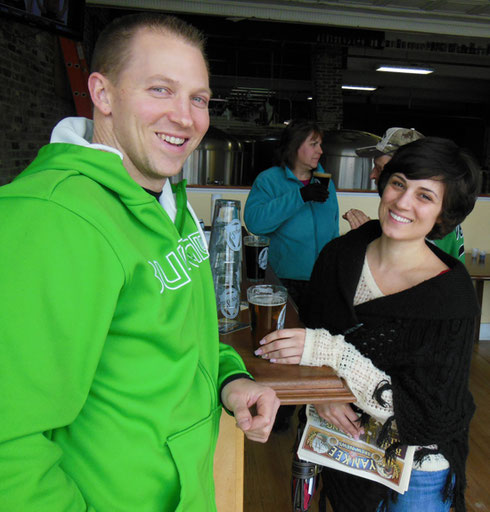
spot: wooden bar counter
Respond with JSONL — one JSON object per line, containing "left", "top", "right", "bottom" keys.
{"left": 221, "top": 264, "right": 354, "bottom": 404}
{"left": 214, "top": 265, "right": 354, "bottom": 511}
{"left": 221, "top": 287, "right": 354, "bottom": 405}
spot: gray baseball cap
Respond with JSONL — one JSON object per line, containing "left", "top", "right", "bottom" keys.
{"left": 355, "top": 127, "right": 424, "bottom": 158}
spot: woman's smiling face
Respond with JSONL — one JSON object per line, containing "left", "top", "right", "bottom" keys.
{"left": 378, "top": 173, "right": 445, "bottom": 242}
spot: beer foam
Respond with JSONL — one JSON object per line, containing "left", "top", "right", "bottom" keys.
{"left": 249, "top": 293, "right": 286, "bottom": 307}
{"left": 245, "top": 240, "right": 268, "bottom": 247}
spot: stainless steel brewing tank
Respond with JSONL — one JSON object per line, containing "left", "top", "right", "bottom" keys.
{"left": 172, "top": 126, "right": 243, "bottom": 186}
{"left": 320, "top": 130, "right": 381, "bottom": 190}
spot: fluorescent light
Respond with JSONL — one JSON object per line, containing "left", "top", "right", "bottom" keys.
{"left": 307, "top": 96, "right": 313, "bottom": 100}
{"left": 376, "top": 65, "right": 433, "bottom": 75}
{"left": 342, "top": 85, "right": 377, "bottom": 91}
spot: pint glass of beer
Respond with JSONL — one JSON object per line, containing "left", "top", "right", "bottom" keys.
{"left": 247, "top": 284, "right": 288, "bottom": 351}
{"left": 312, "top": 171, "right": 331, "bottom": 188}
{"left": 244, "top": 235, "right": 270, "bottom": 281}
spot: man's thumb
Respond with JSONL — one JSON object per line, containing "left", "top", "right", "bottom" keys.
{"left": 234, "top": 406, "right": 252, "bottom": 431}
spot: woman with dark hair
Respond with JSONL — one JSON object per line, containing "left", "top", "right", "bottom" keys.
{"left": 244, "top": 119, "right": 339, "bottom": 311}
{"left": 255, "top": 137, "right": 480, "bottom": 511}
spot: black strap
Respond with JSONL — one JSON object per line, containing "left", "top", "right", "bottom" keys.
{"left": 292, "top": 459, "right": 322, "bottom": 479}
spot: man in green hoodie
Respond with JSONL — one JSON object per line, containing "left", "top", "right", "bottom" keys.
{"left": 0, "top": 13, "right": 279, "bottom": 512}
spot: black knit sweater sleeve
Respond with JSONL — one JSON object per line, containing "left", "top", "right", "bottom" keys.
{"left": 348, "top": 311, "right": 476, "bottom": 512}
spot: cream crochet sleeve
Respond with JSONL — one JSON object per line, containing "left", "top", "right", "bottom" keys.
{"left": 299, "top": 256, "right": 394, "bottom": 422}
{"left": 300, "top": 328, "right": 393, "bottom": 423}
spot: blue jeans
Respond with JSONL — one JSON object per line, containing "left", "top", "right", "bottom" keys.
{"left": 377, "top": 469, "right": 453, "bottom": 512}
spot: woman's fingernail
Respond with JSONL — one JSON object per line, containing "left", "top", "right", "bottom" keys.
{"left": 269, "top": 358, "right": 276, "bottom": 363}
{"left": 259, "top": 339, "right": 266, "bottom": 345}
{"left": 254, "top": 349, "right": 262, "bottom": 356}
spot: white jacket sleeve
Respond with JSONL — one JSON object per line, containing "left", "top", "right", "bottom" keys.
{"left": 300, "top": 328, "right": 393, "bottom": 423}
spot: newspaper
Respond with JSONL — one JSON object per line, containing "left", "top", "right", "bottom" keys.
{"left": 297, "top": 405, "right": 414, "bottom": 494}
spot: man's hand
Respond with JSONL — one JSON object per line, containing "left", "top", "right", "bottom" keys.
{"left": 342, "top": 209, "right": 370, "bottom": 230}
{"left": 221, "top": 379, "right": 280, "bottom": 443}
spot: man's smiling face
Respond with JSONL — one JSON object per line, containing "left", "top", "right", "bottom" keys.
{"left": 105, "top": 28, "right": 211, "bottom": 190}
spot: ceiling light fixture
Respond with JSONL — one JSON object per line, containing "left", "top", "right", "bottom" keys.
{"left": 376, "top": 65, "right": 434, "bottom": 75}
{"left": 342, "top": 85, "right": 377, "bottom": 91}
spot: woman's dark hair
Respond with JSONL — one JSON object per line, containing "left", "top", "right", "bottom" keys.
{"left": 277, "top": 119, "right": 323, "bottom": 170}
{"left": 378, "top": 137, "right": 481, "bottom": 239}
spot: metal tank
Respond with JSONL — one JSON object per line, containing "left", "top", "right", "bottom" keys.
{"left": 320, "top": 130, "right": 381, "bottom": 190}
{"left": 171, "top": 126, "right": 243, "bottom": 186}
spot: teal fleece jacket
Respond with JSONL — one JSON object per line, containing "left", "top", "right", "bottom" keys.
{"left": 244, "top": 164, "right": 339, "bottom": 280}
{"left": 0, "top": 142, "right": 250, "bottom": 511}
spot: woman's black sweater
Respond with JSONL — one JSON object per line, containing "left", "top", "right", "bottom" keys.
{"left": 301, "top": 221, "right": 479, "bottom": 512}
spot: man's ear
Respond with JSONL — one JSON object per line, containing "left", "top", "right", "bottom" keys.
{"left": 88, "top": 72, "right": 112, "bottom": 116}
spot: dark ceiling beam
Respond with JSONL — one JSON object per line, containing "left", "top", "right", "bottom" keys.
{"left": 85, "top": 0, "right": 490, "bottom": 38}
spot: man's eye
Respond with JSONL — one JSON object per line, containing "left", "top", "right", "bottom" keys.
{"left": 192, "top": 96, "right": 209, "bottom": 108}
{"left": 151, "top": 87, "right": 170, "bottom": 95}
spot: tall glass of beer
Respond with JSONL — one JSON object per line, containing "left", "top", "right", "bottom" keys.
{"left": 312, "top": 171, "right": 331, "bottom": 188}
{"left": 247, "top": 284, "right": 288, "bottom": 351}
{"left": 244, "top": 235, "right": 270, "bottom": 281}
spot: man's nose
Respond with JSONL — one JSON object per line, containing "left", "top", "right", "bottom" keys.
{"left": 369, "top": 167, "right": 378, "bottom": 182}
{"left": 168, "top": 97, "right": 193, "bottom": 128}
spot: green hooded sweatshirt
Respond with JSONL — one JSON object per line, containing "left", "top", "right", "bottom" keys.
{"left": 0, "top": 141, "right": 250, "bottom": 511}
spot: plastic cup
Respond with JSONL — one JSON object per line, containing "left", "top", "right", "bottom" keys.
{"left": 244, "top": 235, "right": 270, "bottom": 282}
{"left": 312, "top": 171, "right": 331, "bottom": 188}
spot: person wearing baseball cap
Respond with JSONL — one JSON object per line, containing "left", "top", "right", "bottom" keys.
{"left": 355, "top": 127, "right": 424, "bottom": 183}
{"left": 343, "top": 127, "right": 466, "bottom": 261}
{"left": 356, "top": 126, "right": 425, "bottom": 158}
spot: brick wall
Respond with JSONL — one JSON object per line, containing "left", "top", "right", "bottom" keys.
{"left": 0, "top": 18, "right": 76, "bottom": 185}
{"left": 311, "top": 44, "right": 343, "bottom": 130}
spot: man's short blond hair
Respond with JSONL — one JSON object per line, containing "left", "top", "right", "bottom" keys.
{"left": 90, "top": 13, "right": 208, "bottom": 83}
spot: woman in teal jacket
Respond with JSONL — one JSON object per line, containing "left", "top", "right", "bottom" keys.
{"left": 244, "top": 120, "right": 339, "bottom": 311}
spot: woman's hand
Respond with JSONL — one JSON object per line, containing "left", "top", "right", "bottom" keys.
{"left": 254, "top": 328, "right": 306, "bottom": 364}
{"left": 315, "top": 403, "right": 364, "bottom": 440}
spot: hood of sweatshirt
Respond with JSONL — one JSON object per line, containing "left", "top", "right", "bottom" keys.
{"left": 15, "top": 117, "right": 206, "bottom": 245}
{"left": 21, "top": 117, "right": 159, "bottom": 208}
